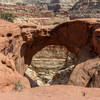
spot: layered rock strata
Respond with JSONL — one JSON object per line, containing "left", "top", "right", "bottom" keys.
{"left": 70, "top": 0, "right": 100, "bottom": 19}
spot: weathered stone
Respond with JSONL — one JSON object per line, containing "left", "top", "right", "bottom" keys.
{"left": 0, "top": 19, "right": 25, "bottom": 75}
{"left": 68, "top": 57, "right": 100, "bottom": 87}
{"left": 0, "top": 53, "right": 30, "bottom": 91}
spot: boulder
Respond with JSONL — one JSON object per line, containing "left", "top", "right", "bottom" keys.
{"left": 68, "top": 57, "right": 100, "bottom": 87}
{"left": 67, "top": 44, "right": 100, "bottom": 87}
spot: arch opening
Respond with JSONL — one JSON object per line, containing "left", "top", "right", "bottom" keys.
{"left": 21, "top": 42, "right": 77, "bottom": 87}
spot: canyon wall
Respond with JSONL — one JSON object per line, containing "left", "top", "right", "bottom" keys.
{"left": 0, "top": 0, "right": 79, "bottom": 13}
{"left": 0, "top": 0, "right": 78, "bottom": 5}
{"left": 70, "top": 0, "right": 100, "bottom": 19}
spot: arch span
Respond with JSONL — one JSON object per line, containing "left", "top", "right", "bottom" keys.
{"left": 21, "top": 19, "right": 97, "bottom": 66}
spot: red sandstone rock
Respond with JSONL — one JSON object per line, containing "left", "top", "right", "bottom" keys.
{"left": 0, "top": 53, "right": 30, "bottom": 91}
{"left": 68, "top": 58, "right": 100, "bottom": 87}
{"left": 49, "top": 19, "right": 97, "bottom": 55}
{"left": 0, "top": 19, "right": 25, "bottom": 75}
{"left": 67, "top": 44, "right": 100, "bottom": 87}
{"left": 0, "top": 19, "right": 20, "bottom": 37}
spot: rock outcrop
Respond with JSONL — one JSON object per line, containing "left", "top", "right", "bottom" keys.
{"left": 0, "top": 19, "right": 30, "bottom": 91}
{"left": 0, "top": 19, "right": 25, "bottom": 75}
{"left": 0, "top": 53, "right": 30, "bottom": 91}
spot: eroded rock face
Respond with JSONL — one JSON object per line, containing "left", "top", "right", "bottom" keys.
{"left": 0, "top": 19, "right": 31, "bottom": 91}
{"left": 0, "top": 53, "right": 30, "bottom": 91}
{"left": 67, "top": 45, "right": 96, "bottom": 86}
{"left": 68, "top": 56, "right": 100, "bottom": 87}
{"left": 0, "top": 19, "right": 26, "bottom": 75}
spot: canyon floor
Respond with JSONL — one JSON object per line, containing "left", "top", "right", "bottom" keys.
{"left": 1, "top": 85, "right": 100, "bottom": 100}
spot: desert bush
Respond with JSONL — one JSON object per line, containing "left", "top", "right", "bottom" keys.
{"left": 0, "top": 12, "right": 15, "bottom": 22}
{"left": 14, "top": 80, "right": 25, "bottom": 91}
{"left": 53, "top": 22, "right": 60, "bottom": 25}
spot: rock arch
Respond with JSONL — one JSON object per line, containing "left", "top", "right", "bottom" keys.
{"left": 21, "top": 19, "right": 98, "bottom": 66}
{"left": 21, "top": 18, "right": 100, "bottom": 87}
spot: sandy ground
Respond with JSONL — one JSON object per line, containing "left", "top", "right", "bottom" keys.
{"left": 0, "top": 85, "right": 100, "bottom": 100}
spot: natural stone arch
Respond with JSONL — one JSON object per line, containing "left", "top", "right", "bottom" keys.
{"left": 21, "top": 19, "right": 100, "bottom": 86}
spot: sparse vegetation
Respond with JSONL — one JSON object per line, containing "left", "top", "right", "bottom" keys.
{"left": 0, "top": 12, "right": 15, "bottom": 22}
{"left": 14, "top": 80, "right": 25, "bottom": 91}
{"left": 53, "top": 22, "right": 60, "bottom": 25}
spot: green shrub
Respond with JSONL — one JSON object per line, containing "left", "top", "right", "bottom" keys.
{"left": 53, "top": 22, "right": 60, "bottom": 25}
{"left": 14, "top": 80, "right": 25, "bottom": 91}
{"left": 0, "top": 12, "right": 15, "bottom": 22}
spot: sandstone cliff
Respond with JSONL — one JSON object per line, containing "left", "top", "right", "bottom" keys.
{"left": 0, "top": 0, "right": 79, "bottom": 12}
{"left": 70, "top": 0, "right": 100, "bottom": 19}
{"left": 0, "top": 0, "right": 78, "bottom": 4}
